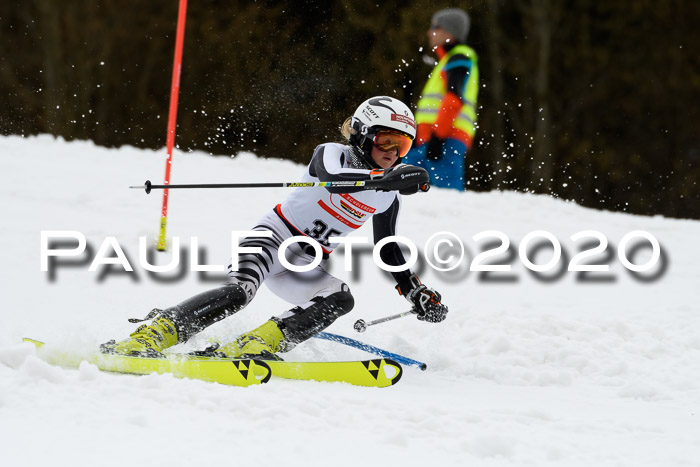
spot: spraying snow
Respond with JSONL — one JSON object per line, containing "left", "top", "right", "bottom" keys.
{"left": 1, "top": 135, "right": 699, "bottom": 466}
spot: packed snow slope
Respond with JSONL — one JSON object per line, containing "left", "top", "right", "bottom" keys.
{"left": 1, "top": 135, "right": 699, "bottom": 466}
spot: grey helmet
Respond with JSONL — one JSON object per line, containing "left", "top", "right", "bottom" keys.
{"left": 431, "top": 8, "right": 470, "bottom": 43}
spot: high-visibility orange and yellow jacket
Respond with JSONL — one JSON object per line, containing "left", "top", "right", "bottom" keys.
{"left": 415, "top": 43, "right": 479, "bottom": 149}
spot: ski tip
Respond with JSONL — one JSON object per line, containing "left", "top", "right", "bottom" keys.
{"left": 378, "top": 358, "right": 403, "bottom": 386}
{"left": 22, "top": 337, "right": 45, "bottom": 348}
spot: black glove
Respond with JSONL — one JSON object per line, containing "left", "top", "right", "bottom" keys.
{"left": 396, "top": 274, "right": 448, "bottom": 323}
{"left": 369, "top": 164, "right": 430, "bottom": 195}
{"left": 425, "top": 137, "right": 446, "bottom": 161}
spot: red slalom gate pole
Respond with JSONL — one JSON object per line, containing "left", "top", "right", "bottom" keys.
{"left": 157, "top": 0, "right": 188, "bottom": 251}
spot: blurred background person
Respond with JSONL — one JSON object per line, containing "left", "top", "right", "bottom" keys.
{"left": 403, "top": 7, "right": 479, "bottom": 191}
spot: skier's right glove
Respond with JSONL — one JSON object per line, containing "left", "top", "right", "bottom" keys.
{"left": 369, "top": 164, "right": 430, "bottom": 195}
{"left": 396, "top": 274, "right": 448, "bottom": 323}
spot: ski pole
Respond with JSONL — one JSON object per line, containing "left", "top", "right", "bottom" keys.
{"left": 314, "top": 332, "right": 427, "bottom": 371}
{"left": 353, "top": 311, "right": 413, "bottom": 333}
{"left": 130, "top": 179, "right": 388, "bottom": 194}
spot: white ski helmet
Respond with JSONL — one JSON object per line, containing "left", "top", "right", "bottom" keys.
{"left": 349, "top": 96, "right": 416, "bottom": 167}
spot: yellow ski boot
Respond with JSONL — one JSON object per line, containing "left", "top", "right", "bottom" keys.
{"left": 100, "top": 316, "right": 178, "bottom": 357}
{"left": 217, "top": 320, "right": 285, "bottom": 360}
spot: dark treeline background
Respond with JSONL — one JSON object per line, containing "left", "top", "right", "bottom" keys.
{"left": 2, "top": 1, "right": 699, "bottom": 218}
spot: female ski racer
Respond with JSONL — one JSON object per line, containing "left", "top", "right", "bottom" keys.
{"left": 102, "top": 96, "right": 449, "bottom": 359}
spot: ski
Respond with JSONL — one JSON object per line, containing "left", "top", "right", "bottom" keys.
{"left": 23, "top": 338, "right": 270, "bottom": 387}
{"left": 266, "top": 358, "right": 402, "bottom": 387}
{"left": 22, "top": 338, "right": 403, "bottom": 388}
{"left": 93, "top": 353, "right": 272, "bottom": 386}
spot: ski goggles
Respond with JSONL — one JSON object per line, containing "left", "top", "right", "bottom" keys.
{"left": 373, "top": 130, "right": 413, "bottom": 158}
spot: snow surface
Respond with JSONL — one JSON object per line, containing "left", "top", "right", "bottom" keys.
{"left": 1, "top": 135, "right": 699, "bottom": 466}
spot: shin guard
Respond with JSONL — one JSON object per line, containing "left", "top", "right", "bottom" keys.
{"left": 273, "top": 291, "right": 354, "bottom": 351}
{"left": 161, "top": 283, "right": 248, "bottom": 342}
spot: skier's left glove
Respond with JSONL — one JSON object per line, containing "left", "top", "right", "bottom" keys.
{"left": 396, "top": 274, "right": 448, "bottom": 323}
